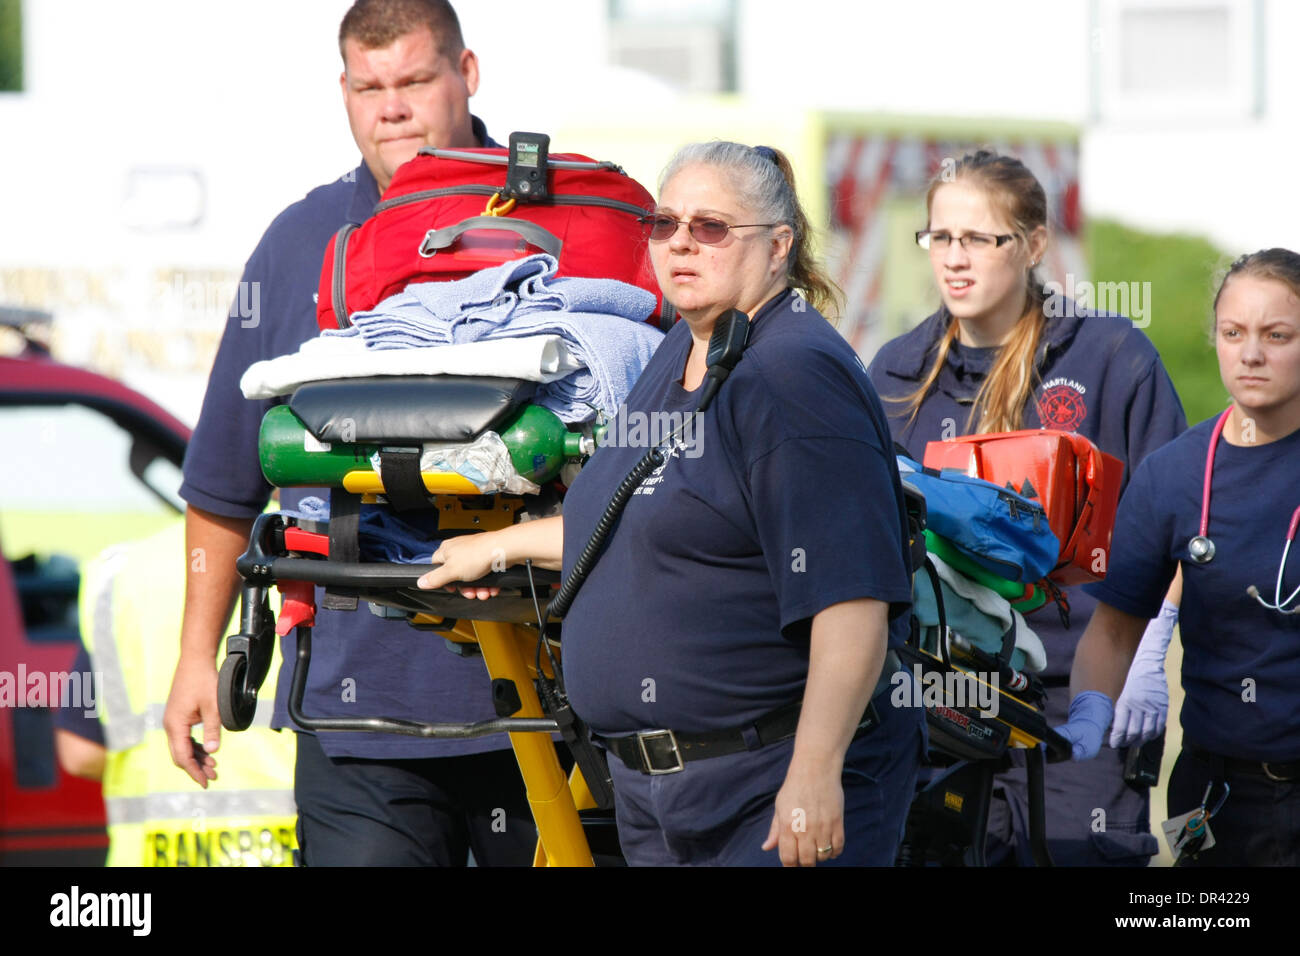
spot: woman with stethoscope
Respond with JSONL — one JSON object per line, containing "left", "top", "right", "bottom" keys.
{"left": 1065, "top": 248, "right": 1300, "bottom": 865}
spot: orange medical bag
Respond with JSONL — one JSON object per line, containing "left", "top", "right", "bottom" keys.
{"left": 923, "top": 430, "right": 1123, "bottom": 586}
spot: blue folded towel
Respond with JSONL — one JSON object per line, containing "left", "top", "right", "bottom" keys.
{"left": 492, "top": 308, "right": 663, "bottom": 422}
{"left": 414, "top": 254, "right": 552, "bottom": 324}
{"left": 519, "top": 271, "right": 658, "bottom": 320}
{"left": 331, "top": 254, "right": 664, "bottom": 421}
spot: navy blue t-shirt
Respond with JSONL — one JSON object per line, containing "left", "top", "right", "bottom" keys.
{"left": 1087, "top": 415, "right": 1300, "bottom": 762}
{"left": 560, "top": 290, "right": 914, "bottom": 736}
{"left": 867, "top": 298, "right": 1187, "bottom": 679}
{"left": 54, "top": 644, "right": 105, "bottom": 746}
{"left": 179, "top": 120, "right": 512, "bottom": 759}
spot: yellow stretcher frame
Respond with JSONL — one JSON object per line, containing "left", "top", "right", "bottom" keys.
{"left": 442, "top": 618, "right": 600, "bottom": 867}
{"left": 408, "top": 495, "right": 602, "bottom": 866}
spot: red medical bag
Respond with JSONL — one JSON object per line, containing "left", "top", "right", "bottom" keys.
{"left": 317, "top": 143, "right": 668, "bottom": 331}
{"left": 923, "top": 430, "right": 1124, "bottom": 586}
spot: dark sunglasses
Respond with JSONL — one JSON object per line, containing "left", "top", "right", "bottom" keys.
{"left": 639, "top": 214, "right": 777, "bottom": 244}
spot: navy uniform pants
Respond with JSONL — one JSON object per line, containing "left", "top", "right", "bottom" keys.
{"left": 293, "top": 732, "right": 537, "bottom": 866}
{"left": 605, "top": 696, "right": 926, "bottom": 866}
{"left": 984, "top": 684, "right": 1158, "bottom": 866}
{"left": 1165, "top": 745, "right": 1300, "bottom": 866}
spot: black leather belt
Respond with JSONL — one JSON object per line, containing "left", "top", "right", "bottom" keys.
{"left": 1186, "top": 744, "right": 1300, "bottom": 782}
{"left": 598, "top": 650, "right": 898, "bottom": 775}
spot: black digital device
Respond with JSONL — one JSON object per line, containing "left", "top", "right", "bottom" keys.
{"left": 1124, "top": 731, "right": 1165, "bottom": 787}
{"left": 505, "top": 131, "right": 550, "bottom": 201}
{"left": 695, "top": 308, "right": 751, "bottom": 413}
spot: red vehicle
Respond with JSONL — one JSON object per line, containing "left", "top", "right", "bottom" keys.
{"left": 0, "top": 309, "right": 190, "bottom": 865}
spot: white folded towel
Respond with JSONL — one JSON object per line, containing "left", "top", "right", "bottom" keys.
{"left": 240, "top": 334, "right": 583, "bottom": 400}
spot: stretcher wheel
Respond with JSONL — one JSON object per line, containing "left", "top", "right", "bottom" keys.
{"left": 218, "top": 651, "right": 257, "bottom": 731}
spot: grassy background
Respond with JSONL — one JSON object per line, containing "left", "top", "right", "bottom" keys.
{"left": 0, "top": 0, "right": 21, "bottom": 92}
{"left": 1, "top": 511, "right": 179, "bottom": 565}
{"left": 1086, "top": 219, "right": 1232, "bottom": 428}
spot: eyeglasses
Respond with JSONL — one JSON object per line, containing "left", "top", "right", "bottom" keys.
{"left": 915, "top": 230, "right": 1017, "bottom": 252}
{"left": 640, "top": 215, "right": 778, "bottom": 244}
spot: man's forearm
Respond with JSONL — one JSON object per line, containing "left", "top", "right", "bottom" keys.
{"left": 180, "top": 505, "right": 255, "bottom": 661}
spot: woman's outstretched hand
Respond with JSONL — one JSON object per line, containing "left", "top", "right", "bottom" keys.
{"left": 415, "top": 516, "right": 564, "bottom": 599}
{"left": 417, "top": 534, "right": 505, "bottom": 599}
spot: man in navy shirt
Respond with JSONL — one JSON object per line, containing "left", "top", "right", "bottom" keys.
{"left": 163, "top": 0, "right": 535, "bottom": 866}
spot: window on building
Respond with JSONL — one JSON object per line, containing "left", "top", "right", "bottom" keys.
{"left": 1092, "top": 0, "right": 1264, "bottom": 121}
{"left": 607, "top": 0, "right": 737, "bottom": 94}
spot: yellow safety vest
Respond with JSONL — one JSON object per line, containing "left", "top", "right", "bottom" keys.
{"left": 80, "top": 521, "right": 298, "bottom": 867}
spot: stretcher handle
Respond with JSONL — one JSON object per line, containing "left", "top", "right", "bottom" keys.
{"left": 418, "top": 216, "right": 563, "bottom": 259}
{"left": 236, "top": 554, "right": 558, "bottom": 592}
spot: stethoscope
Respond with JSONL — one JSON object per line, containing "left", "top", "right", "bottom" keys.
{"left": 1190, "top": 406, "right": 1300, "bottom": 613}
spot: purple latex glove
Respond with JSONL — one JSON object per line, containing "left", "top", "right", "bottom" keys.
{"left": 1054, "top": 691, "right": 1114, "bottom": 761}
{"left": 1110, "top": 600, "right": 1177, "bottom": 749}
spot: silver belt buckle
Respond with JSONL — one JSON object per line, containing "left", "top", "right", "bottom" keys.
{"left": 637, "top": 729, "right": 685, "bottom": 774}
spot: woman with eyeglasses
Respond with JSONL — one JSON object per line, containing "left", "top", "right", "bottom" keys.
{"left": 866, "top": 149, "right": 1187, "bottom": 866}
{"left": 1066, "top": 249, "right": 1300, "bottom": 866}
{"left": 419, "top": 141, "right": 923, "bottom": 866}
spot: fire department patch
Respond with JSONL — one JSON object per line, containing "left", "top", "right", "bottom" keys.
{"left": 1036, "top": 381, "right": 1088, "bottom": 431}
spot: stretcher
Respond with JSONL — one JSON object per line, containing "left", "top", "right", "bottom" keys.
{"left": 218, "top": 374, "right": 617, "bottom": 866}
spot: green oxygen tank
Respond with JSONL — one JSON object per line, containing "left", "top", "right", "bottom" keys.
{"left": 259, "top": 403, "right": 597, "bottom": 488}
{"left": 498, "top": 403, "right": 595, "bottom": 483}
{"left": 258, "top": 405, "right": 379, "bottom": 487}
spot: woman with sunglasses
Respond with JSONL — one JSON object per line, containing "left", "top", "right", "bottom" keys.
{"left": 420, "top": 141, "right": 922, "bottom": 866}
{"left": 866, "top": 149, "right": 1187, "bottom": 866}
{"left": 1067, "top": 249, "right": 1300, "bottom": 865}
